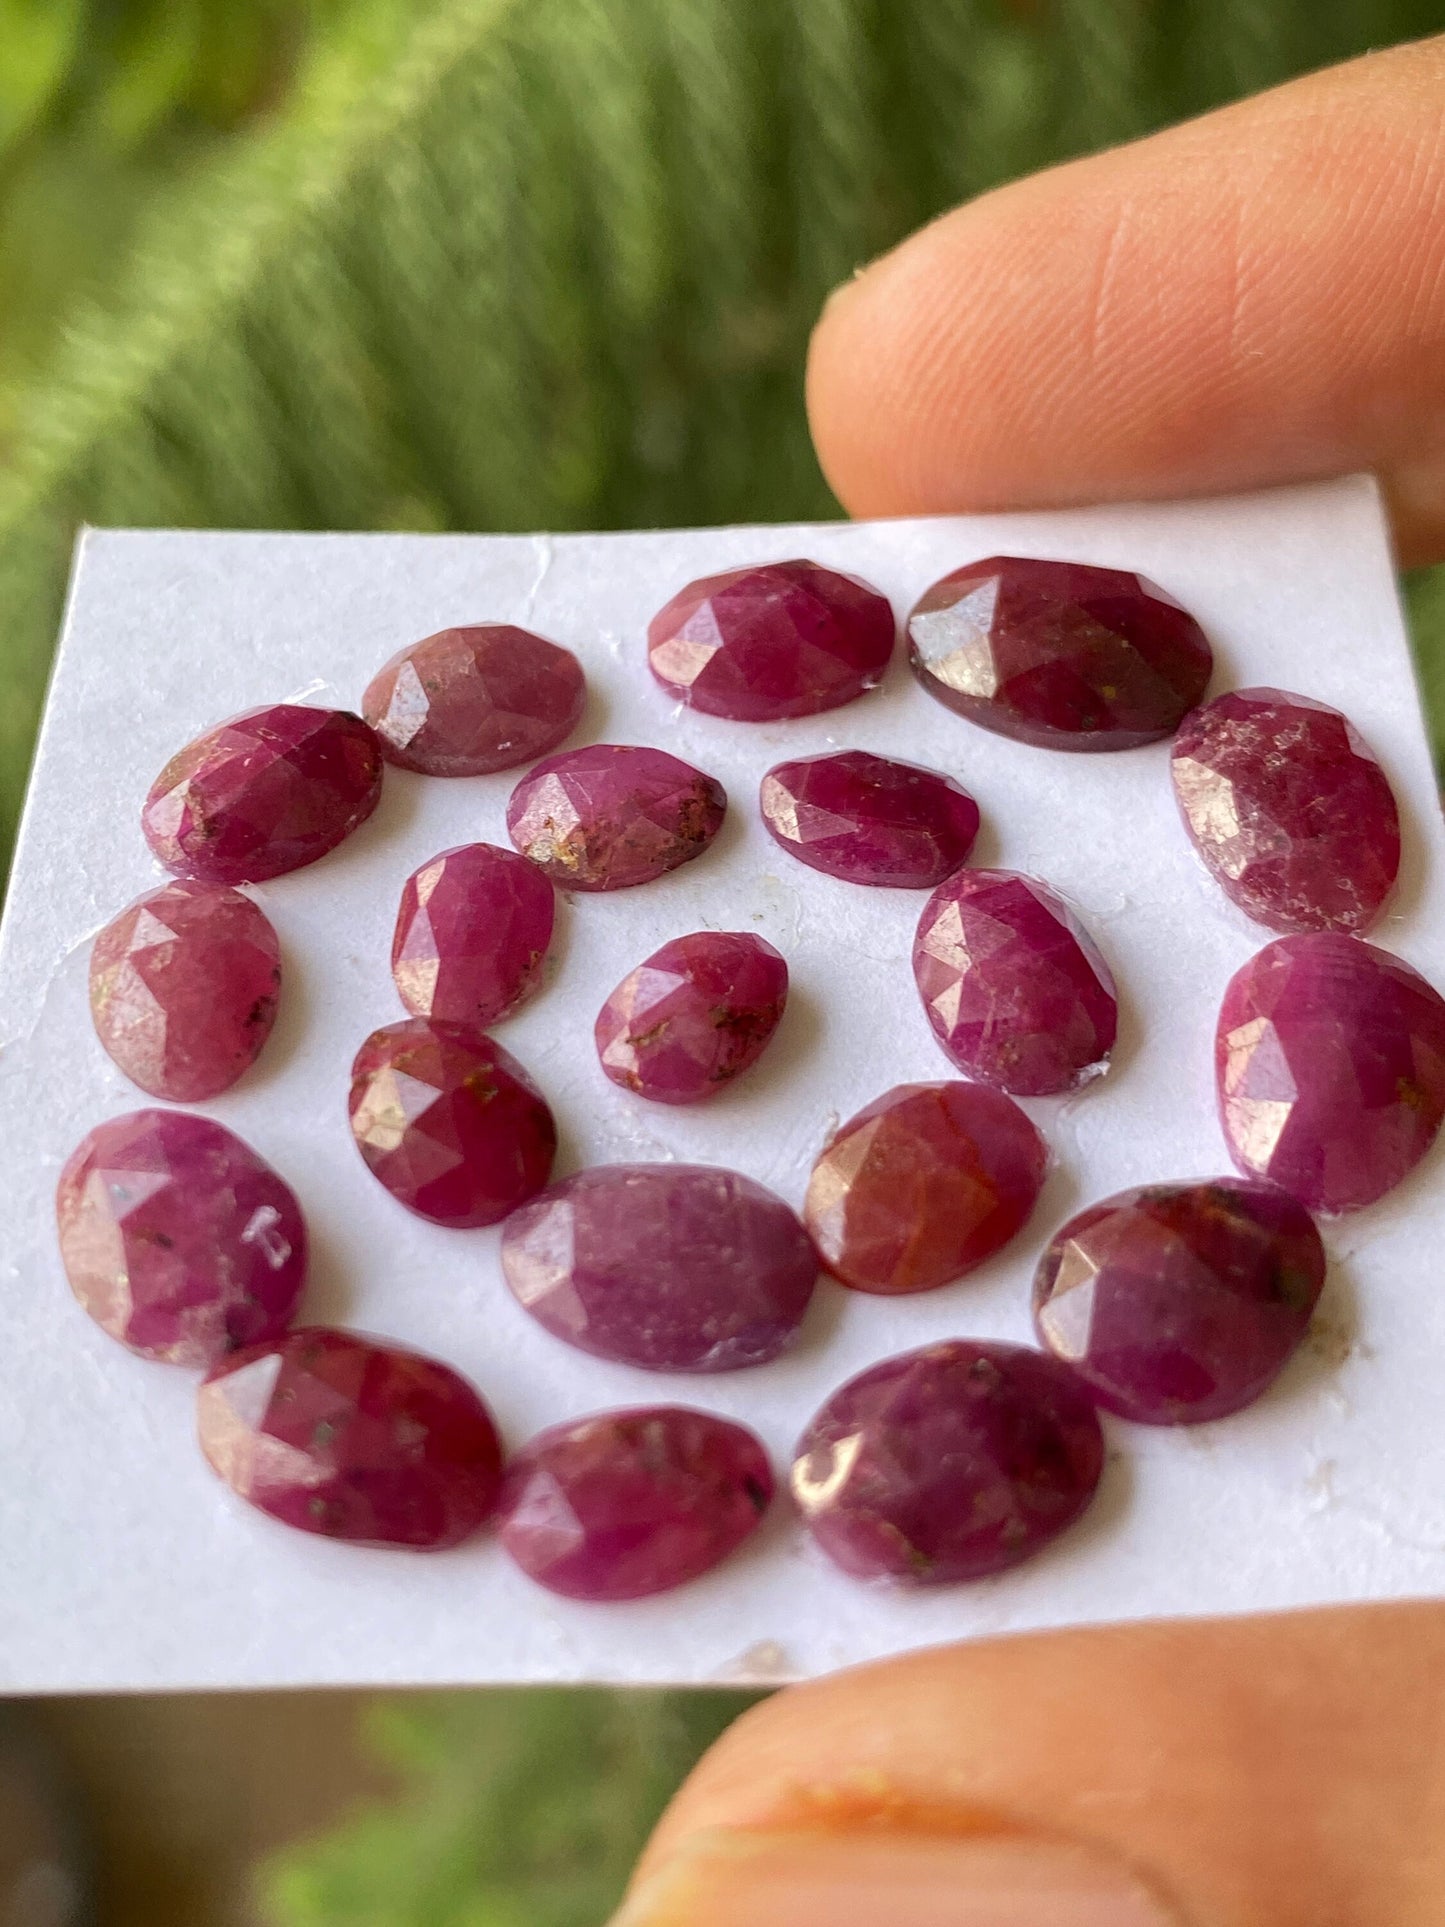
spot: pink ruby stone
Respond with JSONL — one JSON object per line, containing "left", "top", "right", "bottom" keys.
{"left": 89, "top": 880, "right": 281, "bottom": 1101}
{"left": 1172, "top": 687, "right": 1401, "bottom": 934}
{"left": 913, "top": 869, "right": 1118, "bottom": 1095}
{"left": 392, "top": 843, "right": 555, "bottom": 1028}
{"left": 594, "top": 932, "right": 788, "bottom": 1103}
{"left": 1216, "top": 933, "right": 1445, "bottom": 1214}
{"left": 908, "top": 557, "right": 1212, "bottom": 750}
{"left": 1033, "top": 1179, "right": 1326, "bottom": 1424}
{"left": 507, "top": 744, "right": 726, "bottom": 891}
{"left": 502, "top": 1164, "right": 817, "bottom": 1371}
{"left": 647, "top": 558, "right": 895, "bottom": 721}
{"left": 498, "top": 1406, "right": 773, "bottom": 1599}
{"left": 362, "top": 624, "right": 586, "bottom": 776}
{"left": 55, "top": 1109, "right": 306, "bottom": 1366}
{"left": 199, "top": 1328, "right": 504, "bottom": 1549}
{"left": 349, "top": 1018, "right": 557, "bottom": 1226}
{"left": 759, "top": 750, "right": 980, "bottom": 888}
{"left": 792, "top": 1340, "right": 1104, "bottom": 1585}
{"left": 142, "top": 704, "right": 383, "bottom": 883}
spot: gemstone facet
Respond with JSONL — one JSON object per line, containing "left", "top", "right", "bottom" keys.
{"left": 759, "top": 750, "right": 980, "bottom": 888}
{"left": 507, "top": 744, "right": 726, "bottom": 891}
{"left": 908, "top": 557, "right": 1212, "bottom": 750}
{"left": 199, "top": 1328, "right": 504, "bottom": 1549}
{"left": 55, "top": 1109, "right": 306, "bottom": 1365}
{"left": 362, "top": 624, "right": 586, "bottom": 776}
{"left": 502, "top": 1164, "right": 817, "bottom": 1371}
{"left": 793, "top": 1340, "right": 1104, "bottom": 1584}
{"left": 804, "top": 1082, "right": 1046, "bottom": 1295}
{"left": 1033, "top": 1178, "right": 1327, "bottom": 1423}
{"left": 392, "top": 843, "right": 555, "bottom": 1028}
{"left": 594, "top": 932, "right": 788, "bottom": 1103}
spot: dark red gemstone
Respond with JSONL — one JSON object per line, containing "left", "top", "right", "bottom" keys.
{"left": 392, "top": 842, "right": 555, "bottom": 1028}
{"left": 594, "top": 932, "right": 788, "bottom": 1103}
{"left": 362, "top": 624, "right": 585, "bottom": 776}
{"left": 759, "top": 750, "right": 980, "bottom": 887}
{"left": 506, "top": 744, "right": 726, "bottom": 891}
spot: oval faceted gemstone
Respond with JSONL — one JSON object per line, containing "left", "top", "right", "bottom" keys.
{"left": 793, "top": 1340, "right": 1104, "bottom": 1585}
{"left": 594, "top": 932, "right": 788, "bottom": 1103}
{"left": 1033, "top": 1178, "right": 1327, "bottom": 1423}
{"left": 348, "top": 1018, "right": 557, "bottom": 1226}
{"left": 913, "top": 869, "right": 1118, "bottom": 1095}
{"left": 55, "top": 1109, "right": 306, "bottom": 1366}
{"left": 804, "top": 1082, "right": 1046, "bottom": 1295}
{"left": 89, "top": 880, "right": 281, "bottom": 1100}
{"left": 502, "top": 1164, "right": 817, "bottom": 1371}
{"left": 507, "top": 744, "right": 726, "bottom": 890}
{"left": 199, "top": 1328, "right": 503, "bottom": 1549}
{"left": 362, "top": 624, "right": 585, "bottom": 776}
{"left": 759, "top": 750, "right": 980, "bottom": 888}
{"left": 1171, "top": 687, "right": 1401, "bottom": 934}
{"left": 392, "top": 843, "right": 555, "bottom": 1028}
{"left": 498, "top": 1407, "right": 773, "bottom": 1599}
{"left": 647, "top": 558, "right": 895, "bottom": 721}
{"left": 1216, "top": 934, "right": 1445, "bottom": 1214}
{"left": 908, "top": 557, "right": 1212, "bottom": 751}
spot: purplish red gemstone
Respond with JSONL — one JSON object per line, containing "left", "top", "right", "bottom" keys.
{"left": 89, "top": 880, "right": 281, "bottom": 1100}
{"left": 55, "top": 1109, "right": 306, "bottom": 1365}
{"left": 804, "top": 1082, "right": 1046, "bottom": 1295}
{"left": 502, "top": 1164, "right": 817, "bottom": 1370}
{"left": 142, "top": 705, "right": 383, "bottom": 883}
{"left": 792, "top": 1340, "right": 1104, "bottom": 1585}
{"left": 759, "top": 750, "right": 980, "bottom": 887}
{"left": 362, "top": 625, "right": 586, "bottom": 775}
{"left": 199, "top": 1328, "right": 503, "bottom": 1549}
{"left": 647, "top": 559, "right": 895, "bottom": 720}
{"left": 506, "top": 744, "right": 726, "bottom": 890}
{"left": 1216, "top": 934, "right": 1445, "bottom": 1214}
{"left": 498, "top": 1407, "right": 774, "bottom": 1599}
{"left": 392, "top": 843, "right": 555, "bottom": 1028}
{"left": 913, "top": 869, "right": 1118, "bottom": 1095}
{"left": 908, "top": 557, "right": 1212, "bottom": 750}
{"left": 1171, "top": 687, "right": 1401, "bottom": 934}
{"left": 594, "top": 932, "right": 788, "bottom": 1103}
{"left": 1033, "top": 1179, "right": 1327, "bottom": 1423}
{"left": 348, "top": 1018, "right": 556, "bottom": 1226}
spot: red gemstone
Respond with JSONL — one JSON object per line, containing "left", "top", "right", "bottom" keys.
{"left": 913, "top": 869, "right": 1118, "bottom": 1095}
{"left": 392, "top": 843, "right": 555, "bottom": 1029}
{"left": 199, "top": 1328, "right": 504, "bottom": 1549}
{"left": 506, "top": 744, "right": 726, "bottom": 891}
{"left": 804, "top": 1082, "right": 1046, "bottom": 1295}
{"left": 142, "top": 705, "right": 383, "bottom": 883}
{"left": 498, "top": 1406, "right": 773, "bottom": 1599}
{"left": 908, "top": 557, "right": 1212, "bottom": 750}
{"left": 594, "top": 932, "right": 788, "bottom": 1103}
{"left": 759, "top": 750, "right": 980, "bottom": 888}
{"left": 1216, "top": 934, "right": 1445, "bottom": 1214}
{"left": 1172, "top": 687, "right": 1401, "bottom": 934}
{"left": 1033, "top": 1179, "right": 1326, "bottom": 1424}
{"left": 647, "top": 559, "right": 895, "bottom": 720}
{"left": 56, "top": 1110, "right": 306, "bottom": 1365}
{"left": 349, "top": 1018, "right": 556, "bottom": 1226}
{"left": 502, "top": 1164, "right": 817, "bottom": 1370}
{"left": 793, "top": 1340, "right": 1104, "bottom": 1585}
{"left": 362, "top": 624, "right": 586, "bottom": 776}
{"left": 89, "top": 881, "right": 281, "bottom": 1101}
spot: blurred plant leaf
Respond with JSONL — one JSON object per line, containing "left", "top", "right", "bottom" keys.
{"left": 0, "top": 0, "right": 85, "bottom": 151}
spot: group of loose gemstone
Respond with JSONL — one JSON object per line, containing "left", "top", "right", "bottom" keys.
{"left": 57, "top": 554, "right": 1445, "bottom": 1601}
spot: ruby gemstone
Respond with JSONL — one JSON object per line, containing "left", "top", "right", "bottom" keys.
{"left": 507, "top": 744, "right": 726, "bottom": 891}
{"left": 792, "top": 1340, "right": 1104, "bottom": 1584}
{"left": 199, "top": 1328, "right": 504, "bottom": 1549}
{"left": 594, "top": 932, "right": 787, "bottom": 1103}
{"left": 759, "top": 750, "right": 980, "bottom": 888}
{"left": 498, "top": 1406, "right": 773, "bottom": 1599}
{"left": 1171, "top": 687, "right": 1401, "bottom": 935}
{"left": 55, "top": 1109, "right": 306, "bottom": 1366}
{"left": 392, "top": 843, "right": 555, "bottom": 1029}
{"left": 502, "top": 1164, "right": 817, "bottom": 1371}
{"left": 349, "top": 1018, "right": 556, "bottom": 1226}
{"left": 1033, "top": 1178, "right": 1326, "bottom": 1424}
{"left": 804, "top": 1081, "right": 1046, "bottom": 1295}
{"left": 1216, "top": 934, "right": 1445, "bottom": 1214}
{"left": 913, "top": 868, "right": 1118, "bottom": 1095}
{"left": 362, "top": 624, "right": 586, "bottom": 776}
{"left": 908, "top": 557, "right": 1212, "bottom": 750}
{"left": 647, "top": 559, "right": 895, "bottom": 721}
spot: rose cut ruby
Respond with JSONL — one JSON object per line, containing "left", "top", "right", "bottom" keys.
{"left": 506, "top": 744, "right": 726, "bottom": 890}
{"left": 594, "top": 932, "right": 788, "bottom": 1103}
{"left": 362, "top": 624, "right": 586, "bottom": 776}
{"left": 392, "top": 843, "right": 555, "bottom": 1028}
{"left": 759, "top": 750, "right": 980, "bottom": 887}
